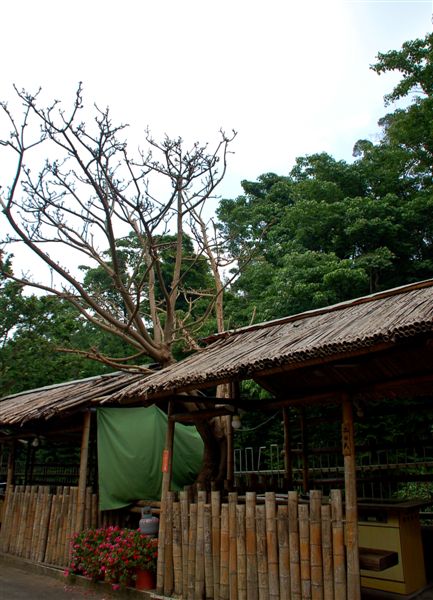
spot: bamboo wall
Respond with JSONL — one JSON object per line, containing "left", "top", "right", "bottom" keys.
{"left": 158, "top": 488, "right": 348, "bottom": 600}
{"left": 0, "top": 484, "right": 98, "bottom": 567}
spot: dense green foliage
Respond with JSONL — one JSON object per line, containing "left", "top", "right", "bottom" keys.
{"left": 218, "top": 32, "right": 433, "bottom": 328}
{"left": 1, "top": 32, "right": 433, "bottom": 409}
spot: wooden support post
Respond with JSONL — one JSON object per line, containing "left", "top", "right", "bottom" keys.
{"left": 6, "top": 441, "right": 15, "bottom": 492}
{"left": 226, "top": 380, "right": 239, "bottom": 488}
{"left": 342, "top": 394, "right": 361, "bottom": 600}
{"left": 77, "top": 410, "right": 91, "bottom": 533}
{"left": 157, "top": 400, "right": 175, "bottom": 595}
{"left": 300, "top": 408, "right": 309, "bottom": 493}
{"left": 226, "top": 415, "right": 234, "bottom": 486}
{"left": 282, "top": 408, "right": 293, "bottom": 488}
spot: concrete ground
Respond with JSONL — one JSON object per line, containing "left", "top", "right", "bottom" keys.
{"left": 0, "top": 554, "right": 153, "bottom": 600}
{"left": 1, "top": 553, "right": 433, "bottom": 600}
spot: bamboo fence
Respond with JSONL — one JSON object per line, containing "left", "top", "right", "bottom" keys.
{"left": 158, "top": 489, "right": 349, "bottom": 600}
{"left": 0, "top": 484, "right": 98, "bottom": 566}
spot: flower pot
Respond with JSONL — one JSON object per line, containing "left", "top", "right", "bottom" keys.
{"left": 135, "top": 568, "right": 155, "bottom": 591}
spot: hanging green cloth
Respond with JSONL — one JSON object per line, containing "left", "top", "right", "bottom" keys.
{"left": 97, "top": 405, "right": 204, "bottom": 510}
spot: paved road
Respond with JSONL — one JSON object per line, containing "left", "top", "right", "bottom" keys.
{"left": 0, "top": 557, "right": 150, "bottom": 600}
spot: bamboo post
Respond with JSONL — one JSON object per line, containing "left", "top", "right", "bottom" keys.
{"left": 204, "top": 503, "right": 214, "bottom": 600}
{"left": 265, "top": 492, "right": 279, "bottom": 600}
{"left": 330, "top": 490, "right": 346, "bottom": 600}
{"left": 211, "top": 490, "right": 221, "bottom": 600}
{"left": 245, "top": 492, "right": 258, "bottom": 600}
{"left": 299, "top": 503, "right": 311, "bottom": 599}
{"left": 172, "top": 502, "right": 182, "bottom": 596}
{"left": 277, "top": 505, "right": 290, "bottom": 600}
{"left": 310, "top": 490, "right": 323, "bottom": 600}
{"left": 282, "top": 408, "right": 293, "bottom": 488}
{"left": 236, "top": 504, "right": 247, "bottom": 600}
{"left": 157, "top": 400, "right": 175, "bottom": 595}
{"left": 342, "top": 394, "right": 360, "bottom": 600}
{"left": 187, "top": 503, "right": 198, "bottom": 600}
{"left": 321, "top": 504, "right": 334, "bottom": 600}
{"left": 0, "top": 484, "right": 13, "bottom": 551}
{"left": 256, "top": 504, "right": 269, "bottom": 600}
{"left": 288, "top": 491, "right": 301, "bottom": 600}
{"left": 228, "top": 491, "right": 238, "bottom": 600}
{"left": 180, "top": 490, "right": 190, "bottom": 597}
{"left": 195, "top": 490, "right": 206, "bottom": 599}
{"left": 219, "top": 503, "right": 230, "bottom": 600}
{"left": 164, "top": 491, "right": 174, "bottom": 596}
{"left": 38, "top": 487, "right": 52, "bottom": 563}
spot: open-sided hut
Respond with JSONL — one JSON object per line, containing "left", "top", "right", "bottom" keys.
{"left": 104, "top": 278, "right": 433, "bottom": 599}
{"left": 1, "top": 279, "right": 433, "bottom": 598}
{"left": 0, "top": 370, "right": 203, "bottom": 568}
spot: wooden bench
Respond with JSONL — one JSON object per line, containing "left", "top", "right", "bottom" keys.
{"left": 359, "top": 547, "right": 399, "bottom": 571}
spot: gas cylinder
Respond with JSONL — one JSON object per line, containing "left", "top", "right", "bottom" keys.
{"left": 139, "top": 506, "right": 159, "bottom": 536}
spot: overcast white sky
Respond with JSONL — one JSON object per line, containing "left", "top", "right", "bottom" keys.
{"left": 1, "top": 0, "right": 432, "bottom": 201}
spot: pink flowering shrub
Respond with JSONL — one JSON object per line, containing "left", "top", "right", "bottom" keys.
{"left": 69, "top": 526, "right": 158, "bottom": 588}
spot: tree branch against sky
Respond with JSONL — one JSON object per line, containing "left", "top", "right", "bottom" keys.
{"left": 0, "top": 84, "right": 237, "bottom": 370}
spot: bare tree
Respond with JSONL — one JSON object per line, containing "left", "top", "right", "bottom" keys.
{"left": 0, "top": 84, "right": 238, "bottom": 482}
{"left": 0, "top": 84, "right": 236, "bottom": 371}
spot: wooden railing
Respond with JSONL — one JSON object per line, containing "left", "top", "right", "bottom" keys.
{"left": 158, "top": 488, "right": 349, "bottom": 600}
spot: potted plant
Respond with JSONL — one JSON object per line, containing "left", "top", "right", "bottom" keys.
{"left": 68, "top": 526, "right": 157, "bottom": 591}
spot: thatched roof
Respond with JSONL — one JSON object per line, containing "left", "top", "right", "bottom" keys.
{"left": 107, "top": 280, "right": 433, "bottom": 404}
{"left": 0, "top": 371, "right": 143, "bottom": 427}
{"left": 2, "top": 279, "right": 433, "bottom": 429}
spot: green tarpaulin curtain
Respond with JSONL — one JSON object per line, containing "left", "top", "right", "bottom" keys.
{"left": 97, "top": 406, "right": 204, "bottom": 511}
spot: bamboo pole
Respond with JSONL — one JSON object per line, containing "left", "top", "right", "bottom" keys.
{"left": 211, "top": 490, "right": 221, "bottom": 600}
{"left": 236, "top": 504, "right": 247, "bottom": 600}
{"left": 245, "top": 492, "right": 258, "bottom": 600}
{"left": 228, "top": 491, "right": 238, "bottom": 600}
{"left": 91, "top": 493, "right": 98, "bottom": 528}
{"left": 219, "top": 503, "right": 229, "bottom": 600}
{"left": 330, "top": 490, "right": 346, "bottom": 600}
{"left": 173, "top": 500, "right": 183, "bottom": 596}
{"left": 180, "top": 490, "right": 190, "bottom": 598}
{"left": 84, "top": 486, "right": 92, "bottom": 529}
{"left": 195, "top": 490, "right": 206, "bottom": 599}
{"left": 310, "top": 490, "right": 323, "bottom": 600}
{"left": 38, "top": 488, "right": 52, "bottom": 563}
{"left": 321, "top": 504, "right": 334, "bottom": 600}
{"left": 0, "top": 484, "right": 13, "bottom": 552}
{"left": 342, "top": 394, "right": 361, "bottom": 600}
{"left": 164, "top": 491, "right": 174, "bottom": 597}
{"left": 277, "top": 505, "right": 290, "bottom": 600}
{"left": 16, "top": 487, "right": 30, "bottom": 556}
{"left": 256, "top": 504, "right": 269, "bottom": 600}
{"left": 299, "top": 503, "right": 311, "bottom": 600}
{"left": 204, "top": 503, "right": 214, "bottom": 600}
{"left": 77, "top": 410, "right": 91, "bottom": 533}
{"left": 188, "top": 503, "right": 198, "bottom": 600}
{"left": 265, "top": 492, "right": 279, "bottom": 600}
{"left": 157, "top": 400, "right": 175, "bottom": 595}
{"left": 288, "top": 491, "right": 301, "bottom": 600}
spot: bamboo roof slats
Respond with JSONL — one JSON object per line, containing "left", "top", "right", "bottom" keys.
{"left": 0, "top": 371, "right": 142, "bottom": 426}
{"left": 106, "top": 281, "right": 433, "bottom": 403}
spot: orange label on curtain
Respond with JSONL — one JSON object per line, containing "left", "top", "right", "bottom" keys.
{"left": 161, "top": 449, "right": 170, "bottom": 473}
